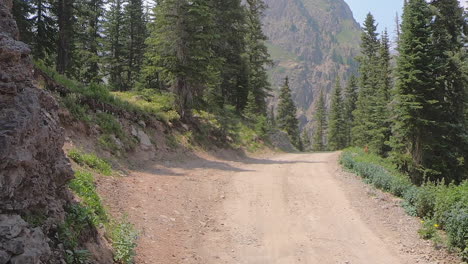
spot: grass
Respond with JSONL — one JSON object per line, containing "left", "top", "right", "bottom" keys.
{"left": 63, "top": 169, "right": 138, "bottom": 264}
{"left": 36, "top": 62, "right": 179, "bottom": 124}
{"left": 68, "top": 149, "right": 113, "bottom": 176}
{"left": 192, "top": 106, "right": 269, "bottom": 152}
{"left": 340, "top": 147, "right": 468, "bottom": 260}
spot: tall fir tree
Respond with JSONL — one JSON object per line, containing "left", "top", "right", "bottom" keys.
{"left": 389, "top": 0, "right": 435, "bottom": 184}
{"left": 143, "top": 0, "right": 218, "bottom": 118}
{"left": 367, "top": 30, "right": 392, "bottom": 155}
{"left": 55, "top": 0, "right": 74, "bottom": 74}
{"left": 244, "top": 0, "right": 272, "bottom": 114}
{"left": 343, "top": 75, "right": 358, "bottom": 147}
{"left": 277, "top": 77, "right": 301, "bottom": 149}
{"left": 313, "top": 91, "right": 327, "bottom": 151}
{"left": 73, "top": 0, "right": 103, "bottom": 84}
{"left": 29, "top": 0, "right": 57, "bottom": 63}
{"left": 123, "top": 0, "right": 147, "bottom": 90}
{"left": 103, "top": 0, "right": 125, "bottom": 90}
{"left": 426, "top": 0, "right": 467, "bottom": 182}
{"left": 208, "top": 0, "right": 249, "bottom": 111}
{"left": 12, "top": 0, "right": 34, "bottom": 44}
{"left": 352, "top": 13, "right": 380, "bottom": 149}
{"left": 327, "top": 77, "right": 346, "bottom": 151}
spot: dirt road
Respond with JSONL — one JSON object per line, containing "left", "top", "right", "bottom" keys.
{"left": 101, "top": 152, "right": 460, "bottom": 264}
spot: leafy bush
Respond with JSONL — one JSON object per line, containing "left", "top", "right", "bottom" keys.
{"left": 445, "top": 205, "right": 468, "bottom": 251}
{"left": 68, "top": 149, "right": 112, "bottom": 176}
{"left": 418, "top": 219, "right": 439, "bottom": 240}
{"left": 415, "top": 182, "right": 438, "bottom": 218}
{"left": 110, "top": 217, "right": 138, "bottom": 264}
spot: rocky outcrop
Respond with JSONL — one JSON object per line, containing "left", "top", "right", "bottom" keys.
{"left": 0, "top": 0, "right": 74, "bottom": 262}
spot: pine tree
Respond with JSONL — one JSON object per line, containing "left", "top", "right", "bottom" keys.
{"left": 367, "top": 30, "right": 392, "bottom": 155}
{"left": 313, "top": 91, "right": 327, "bottom": 151}
{"left": 208, "top": 0, "right": 249, "bottom": 111}
{"left": 55, "top": 0, "right": 74, "bottom": 74}
{"left": 103, "top": 0, "right": 125, "bottom": 90}
{"left": 244, "top": 0, "right": 272, "bottom": 114}
{"left": 277, "top": 77, "right": 301, "bottom": 148}
{"left": 389, "top": 0, "right": 434, "bottom": 184}
{"left": 426, "top": 0, "right": 467, "bottom": 182}
{"left": 343, "top": 75, "right": 358, "bottom": 147}
{"left": 123, "top": 0, "right": 147, "bottom": 90}
{"left": 352, "top": 13, "right": 380, "bottom": 149}
{"left": 12, "top": 0, "right": 34, "bottom": 44}
{"left": 30, "top": 0, "right": 57, "bottom": 63}
{"left": 143, "top": 0, "right": 218, "bottom": 118}
{"left": 328, "top": 77, "right": 346, "bottom": 151}
{"left": 73, "top": 0, "right": 103, "bottom": 84}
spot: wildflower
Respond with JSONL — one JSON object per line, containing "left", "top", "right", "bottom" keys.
{"left": 434, "top": 224, "right": 439, "bottom": 228}
{"left": 421, "top": 220, "right": 425, "bottom": 224}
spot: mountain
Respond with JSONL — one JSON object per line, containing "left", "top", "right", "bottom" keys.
{"left": 262, "top": 0, "right": 361, "bottom": 130}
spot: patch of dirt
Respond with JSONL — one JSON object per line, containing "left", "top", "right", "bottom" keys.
{"left": 98, "top": 151, "right": 462, "bottom": 264}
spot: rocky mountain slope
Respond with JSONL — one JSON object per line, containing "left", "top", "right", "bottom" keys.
{"left": 263, "top": 0, "right": 361, "bottom": 129}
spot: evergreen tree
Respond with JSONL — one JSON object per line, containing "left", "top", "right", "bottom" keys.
{"left": 12, "top": 0, "right": 34, "bottom": 44}
{"left": 367, "top": 30, "right": 392, "bottom": 155}
{"left": 352, "top": 13, "right": 380, "bottom": 149}
{"left": 343, "top": 75, "right": 358, "bottom": 147}
{"left": 244, "top": 0, "right": 272, "bottom": 114}
{"left": 426, "top": 0, "right": 467, "bottom": 182}
{"left": 123, "top": 0, "right": 147, "bottom": 89}
{"left": 103, "top": 0, "right": 125, "bottom": 90}
{"left": 73, "top": 0, "right": 103, "bottom": 84}
{"left": 209, "top": 0, "right": 249, "bottom": 111}
{"left": 143, "top": 0, "right": 218, "bottom": 118}
{"left": 55, "top": 0, "right": 74, "bottom": 75}
{"left": 389, "top": 0, "right": 434, "bottom": 184}
{"left": 277, "top": 77, "right": 301, "bottom": 148}
{"left": 30, "top": 0, "right": 57, "bottom": 63}
{"left": 328, "top": 77, "right": 346, "bottom": 151}
{"left": 313, "top": 91, "right": 327, "bottom": 151}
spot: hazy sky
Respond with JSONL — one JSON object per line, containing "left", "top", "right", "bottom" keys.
{"left": 344, "top": 0, "right": 467, "bottom": 41}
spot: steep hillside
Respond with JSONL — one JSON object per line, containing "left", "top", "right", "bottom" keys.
{"left": 263, "top": 0, "right": 361, "bottom": 129}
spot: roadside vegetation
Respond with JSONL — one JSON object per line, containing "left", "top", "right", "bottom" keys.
{"left": 341, "top": 148, "right": 468, "bottom": 260}
{"left": 64, "top": 150, "right": 138, "bottom": 264}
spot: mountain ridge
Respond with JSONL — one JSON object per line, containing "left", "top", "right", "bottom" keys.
{"left": 262, "top": 0, "right": 361, "bottom": 130}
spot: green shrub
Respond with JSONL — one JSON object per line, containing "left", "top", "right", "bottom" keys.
{"left": 445, "top": 204, "right": 468, "bottom": 251}
{"left": 415, "top": 182, "right": 438, "bottom": 218}
{"left": 68, "top": 149, "right": 112, "bottom": 175}
{"left": 418, "top": 218, "right": 440, "bottom": 240}
{"left": 95, "top": 112, "right": 124, "bottom": 137}
{"left": 69, "top": 171, "right": 108, "bottom": 225}
{"left": 109, "top": 217, "right": 138, "bottom": 264}
{"left": 59, "top": 204, "right": 94, "bottom": 264}
{"left": 433, "top": 182, "right": 468, "bottom": 227}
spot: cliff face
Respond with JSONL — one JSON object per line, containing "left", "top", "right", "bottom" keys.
{"left": 263, "top": 0, "right": 361, "bottom": 128}
{"left": 0, "top": 0, "right": 74, "bottom": 262}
